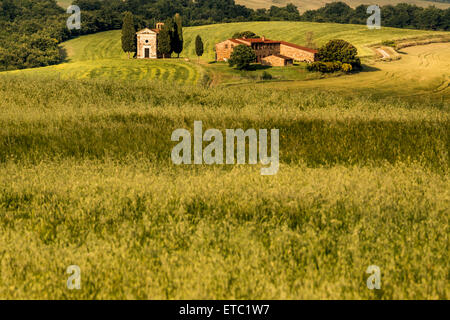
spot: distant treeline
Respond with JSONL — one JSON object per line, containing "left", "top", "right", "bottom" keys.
{"left": 300, "top": 2, "right": 450, "bottom": 30}
{"left": 1, "top": 0, "right": 449, "bottom": 71}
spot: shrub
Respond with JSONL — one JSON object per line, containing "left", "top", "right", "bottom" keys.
{"left": 381, "top": 40, "right": 396, "bottom": 48}
{"left": 232, "top": 31, "right": 259, "bottom": 39}
{"left": 307, "top": 61, "right": 342, "bottom": 73}
{"left": 341, "top": 63, "right": 352, "bottom": 73}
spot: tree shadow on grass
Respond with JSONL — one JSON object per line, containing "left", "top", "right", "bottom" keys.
{"left": 246, "top": 64, "right": 271, "bottom": 71}
{"left": 361, "top": 64, "right": 381, "bottom": 73}
{"left": 59, "top": 46, "right": 70, "bottom": 63}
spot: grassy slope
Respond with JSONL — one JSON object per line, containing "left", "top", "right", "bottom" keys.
{"left": 238, "top": 0, "right": 450, "bottom": 11}
{"left": 56, "top": 0, "right": 72, "bottom": 8}
{"left": 183, "top": 21, "right": 447, "bottom": 59}
{"left": 6, "top": 31, "right": 203, "bottom": 84}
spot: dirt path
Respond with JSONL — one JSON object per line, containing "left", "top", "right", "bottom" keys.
{"left": 376, "top": 48, "right": 391, "bottom": 59}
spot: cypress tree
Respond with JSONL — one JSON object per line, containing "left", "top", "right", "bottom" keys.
{"left": 157, "top": 24, "right": 172, "bottom": 58}
{"left": 195, "top": 35, "right": 204, "bottom": 62}
{"left": 121, "top": 12, "right": 136, "bottom": 59}
{"left": 173, "top": 13, "right": 184, "bottom": 58}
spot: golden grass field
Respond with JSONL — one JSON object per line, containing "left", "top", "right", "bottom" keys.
{"left": 1, "top": 77, "right": 448, "bottom": 299}
{"left": 0, "top": 21, "right": 449, "bottom": 299}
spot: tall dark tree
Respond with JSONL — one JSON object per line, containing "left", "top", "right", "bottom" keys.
{"left": 121, "top": 11, "right": 136, "bottom": 59}
{"left": 173, "top": 13, "right": 184, "bottom": 58}
{"left": 195, "top": 35, "right": 204, "bottom": 62}
{"left": 164, "top": 17, "right": 175, "bottom": 56}
{"left": 158, "top": 24, "right": 172, "bottom": 58}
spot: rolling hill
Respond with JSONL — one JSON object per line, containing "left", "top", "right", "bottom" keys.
{"left": 182, "top": 21, "right": 447, "bottom": 59}
{"left": 5, "top": 21, "right": 447, "bottom": 84}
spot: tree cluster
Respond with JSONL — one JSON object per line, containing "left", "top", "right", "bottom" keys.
{"left": 155, "top": 14, "right": 183, "bottom": 58}
{"left": 232, "top": 31, "right": 259, "bottom": 39}
{"left": 307, "top": 39, "right": 361, "bottom": 73}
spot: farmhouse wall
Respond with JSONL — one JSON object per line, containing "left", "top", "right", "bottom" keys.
{"left": 280, "top": 44, "right": 316, "bottom": 62}
{"left": 251, "top": 43, "right": 280, "bottom": 62}
{"left": 215, "top": 40, "right": 239, "bottom": 61}
{"left": 262, "top": 55, "right": 293, "bottom": 67}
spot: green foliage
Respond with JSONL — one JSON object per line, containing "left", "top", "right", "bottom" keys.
{"left": 173, "top": 13, "right": 184, "bottom": 57}
{"left": 157, "top": 23, "right": 172, "bottom": 58}
{"left": 195, "top": 35, "right": 204, "bottom": 59}
{"left": 121, "top": 11, "right": 136, "bottom": 58}
{"left": 0, "top": 0, "right": 66, "bottom": 71}
{"left": 232, "top": 31, "right": 259, "bottom": 39}
{"left": 341, "top": 63, "right": 352, "bottom": 73}
{"left": 382, "top": 40, "right": 396, "bottom": 47}
{"left": 317, "top": 39, "right": 362, "bottom": 70}
{"left": 307, "top": 61, "right": 343, "bottom": 73}
{"left": 301, "top": 2, "right": 450, "bottom": 31}
{"left": 228, "top": 44, "right": 257, "bottom": 70}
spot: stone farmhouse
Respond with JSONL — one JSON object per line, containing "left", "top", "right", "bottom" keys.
{"left": 215, "top": 37, "right": 318, "bottom": 66}
{"left": 136, "top": 22, "right": 165, "bottom": 59}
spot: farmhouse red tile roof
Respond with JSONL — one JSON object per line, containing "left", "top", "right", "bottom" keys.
{"left": 280, "top": 41, "right": 318, "bottom": 53}
{"left": 237, "top": 38, "right": 281, "bottom": 44}
{"left": 225, "top": 38, "right": 317, "bottom": 53}
{"left": 228, "top": 39, "right": 243, "bottom": 44}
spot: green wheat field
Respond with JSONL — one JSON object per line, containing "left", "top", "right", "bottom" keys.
{"left": 0, "top": 21, "right": 449, "bottom": 299}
